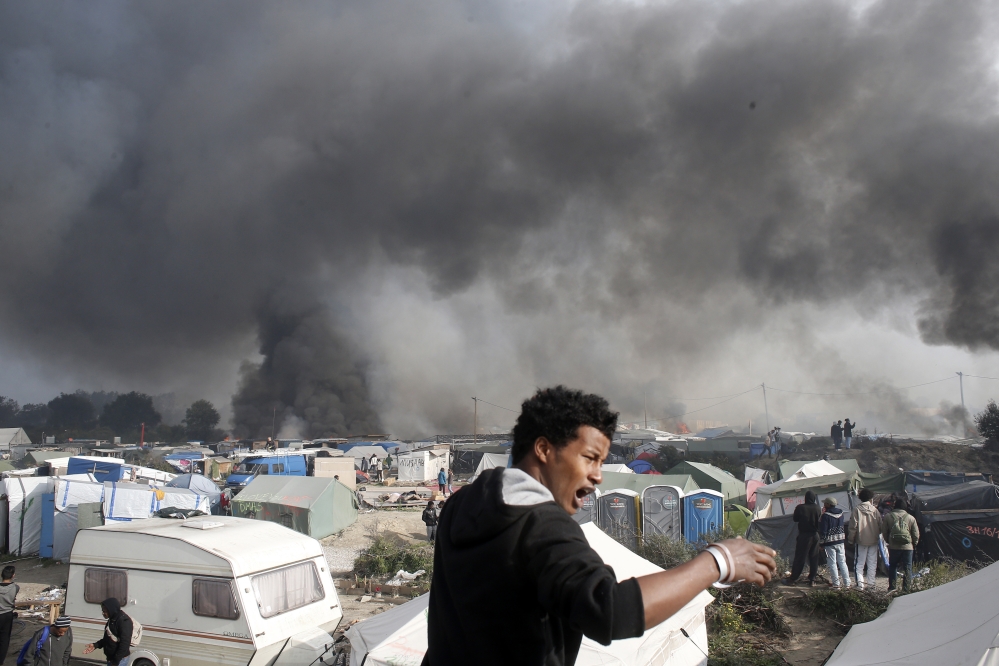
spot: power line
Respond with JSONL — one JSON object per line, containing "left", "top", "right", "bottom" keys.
{"left": 966, "top": 375, "right": 999, "bottom": 382}
{"left": 472, "top": 398, "right": 519, "bottom": 413}
{"left": 632, "top": 385, "right": 763, "bottom": 425}
{"left": 766, "top": 376, "right": 956, "bottom": 397}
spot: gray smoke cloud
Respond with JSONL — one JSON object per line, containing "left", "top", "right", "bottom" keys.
{"left": 2, "top": 0, "right": 998, "bottom": 437}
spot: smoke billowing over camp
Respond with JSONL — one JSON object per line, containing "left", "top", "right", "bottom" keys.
{"left": 2, "top": 0, "right": 999, "bottom": 437}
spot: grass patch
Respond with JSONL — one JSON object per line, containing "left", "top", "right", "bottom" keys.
{"left": 795, "top": 588, "right": 892, "bottom": 627}
{"left": 353, "top": 536, "right": 434, "bottom": 579}
{"left": 910, "top": 558, "right": 981, "bottom": 592}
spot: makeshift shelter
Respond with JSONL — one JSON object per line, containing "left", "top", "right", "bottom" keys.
{"left": 745, "top": 514, "right": 798, "bottom": 563}
{"left": 50, "top": 477, "right": 106, "bottom": 560}
{"left": 0, "top": 428, "right": 31, "bottom": 454}
{"left": 165, "top": 474, "right": 221, "bottom": 513}
{"left": 345, "top": 522, "right": 713, "bottom": 666}
{"left": 347, "top": 445, "right": 389, "bottom": 468}
{"left": 905, "top": 470, "right": 991, "bottom": 493}
{"left": 778, "top": 458, "right": 859, "bottom": 480}
{"left": 452, "top": 445, "right": 508, "bottom": 475}
{"left": 826, "top": 560, "right": 999, "bottom": 666}
{"left": 469, "top": 453, "right": 510, "bottom": 481}
{"left": 103, "top": 482, "right": 211, "bottom": 522}
{"left": 666, "top": 462, "right": 745, "bottom": 504}
{"left": 601, "top": 464, "right": 634, "bottom": 475}
{"left": 626, "top": 459, "right": 655, "bottom": 474}
{"left": 22, "top": 450, "right": 68, "bottom": 467}
{"left": 857, "top": 472, "right": 906, "bottom": 494}
{"left": 67, "top": 457, "right": 125, "bottom": 483}
{"left": 598, "top": 472, "right": 699, "bottom": 495}
{"left": 2, "top": 476, "right": 52, "bottom": 555}
{"left": 397, "top": 449, "right": 451, "bottom": 483}
{"left": 754, "top": 471, "right": 860, "bottom": 519}
{"left": 231, "top": 476, "right": 357, "bottom": 538}
{"left": 910, "top": 481, "right": 999, "bottom": 562}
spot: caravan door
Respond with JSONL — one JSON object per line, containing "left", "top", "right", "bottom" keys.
{"left": 683, "top": 490, "right": 724, "bottom": 543}
{"left": 641, "top": 485, "right": 683, "bottom": 541}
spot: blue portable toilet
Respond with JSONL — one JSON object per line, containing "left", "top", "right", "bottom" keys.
{"left": 683, "top": 489, "right": 724, "bottom": 543}
{"left": 572, "top": 488, "right": 600, "bottom": 525}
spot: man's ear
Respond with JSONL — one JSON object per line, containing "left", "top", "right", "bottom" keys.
{"left": 533, "top": 436, "right": 553, "bottom": 464}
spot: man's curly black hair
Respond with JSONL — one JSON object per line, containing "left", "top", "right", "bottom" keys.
{"left": 511, "top": 386, "right": 618, "bottom": 464}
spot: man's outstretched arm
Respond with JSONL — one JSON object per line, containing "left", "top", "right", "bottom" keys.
{"left": 638, "top": 539, "right": 777, "bottom": 629}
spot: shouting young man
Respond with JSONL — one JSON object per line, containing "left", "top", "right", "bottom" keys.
{"left": 423, "top": 386, "right": 777, "bottom": 666}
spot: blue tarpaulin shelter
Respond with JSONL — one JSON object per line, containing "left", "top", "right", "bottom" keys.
{"left": 66, "top": 457, "right": 124, "bottom": 483}
{"left": 626, "top": 460, "right": 655, "bottom": 474}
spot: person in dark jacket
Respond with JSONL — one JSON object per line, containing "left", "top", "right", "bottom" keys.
{"left": 29, "top": 616, "right": 72, "bottom": 666}
{"left": 423, "top": 386, "right": 777, "bottom": 666}
{"left": 422, "top": 501, "right": 439, "bottom": 543}
{"left": 82, "top": 598, "right": 132, "bottom": 666}
{"left": 831, "top": 422, "right": 843, "bottom": 449}
{"left": 819, "top": 497, "right": 851, "bottom": 588}
{"left": 784, "top": 491, "right": 822, "bottom": 586}
{"left": 0, "top": 565, "right": 19, "bottom": 665}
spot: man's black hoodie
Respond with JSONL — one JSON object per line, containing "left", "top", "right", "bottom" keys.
{"left": 423, "top": 468, "right": 645, "bottom": 666}
{"left": 93, "top": 598, "right": 132, "bottom": 666}
{"left": 793, "top": 491, "right": 822, "bottom": 534}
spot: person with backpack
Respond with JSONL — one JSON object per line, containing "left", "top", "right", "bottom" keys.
{"left": 81, "top": 598, "right": 133, "bottom": 666}
{"left": 848, "top": 488, "right": 883, "bottom": 590}
{"left": 882, "top": 498, "right": 919, "bottom": 592}
{"left": 0, "top": 565, "right": 19, "bottom": 665}
{"left": 422, "top": 500, "right": 439, "bottom": 543}
{"left": 19, "top": 616, "right": 71, "bottom": 666}
{"left": 819, "top": 497, "right": 852, "bottom": 589}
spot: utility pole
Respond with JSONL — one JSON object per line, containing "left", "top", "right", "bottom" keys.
{"left": 472, "top": 397, "right": 478, "bottom": 445}
{"left": 762, "top": 383, "right": 770, "bottom": 433}
{"left": 271, "top": 406, "right": 277, "bottom": 439}
{"left": 957, "top": 372, "right": 967, "bottom": 437}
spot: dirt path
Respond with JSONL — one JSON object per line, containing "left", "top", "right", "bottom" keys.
{"left": 776, "top": 585, "right": 846, "bottom": 665}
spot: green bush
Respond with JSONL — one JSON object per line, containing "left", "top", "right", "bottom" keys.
{"left": 639, "top": 534, "right": 697, "bottom": 569}
{"left": 796, "top": 588, "right": 892, "bottom": 626}
{"left": 910, "top": 558, "right": 979, "bottom": 593}
{"left": 353, "top": 537, "right": 434, "bottom": 578}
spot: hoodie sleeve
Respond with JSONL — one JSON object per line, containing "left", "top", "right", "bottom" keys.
{"left": 520, "top": 505, "right": 645, "bottom": 645}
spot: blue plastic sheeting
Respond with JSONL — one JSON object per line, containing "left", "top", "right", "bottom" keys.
{"left": 40, "top": 493, "right": 54, "bottom": 558}
{"left": 626, "top": 460, "right": 654, "bottom": 474}
{"left": 66, "top": 458, "right": 124, "bottom": 483}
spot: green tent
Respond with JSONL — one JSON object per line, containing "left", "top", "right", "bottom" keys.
{"left": 0, "top": 461, "right": 15, "bottom": 473}
{"left": 666, "top": 461, "right": 746, "bottom": 504}
{"left": 232, "top": 476, "right": 357, "bottom": 539}
{"left": 726, "top": 505, "right": 753, "bottom": 536}
{"left": 858, "top": 472, "right": 905, "bottom": 494}
{"left": 597, "top": 472, "right": 699, "bottom": 495}
{"left": 778, "top": 458, "right": 860, "bottom": 479}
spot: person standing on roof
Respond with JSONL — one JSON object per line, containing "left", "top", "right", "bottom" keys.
{"left": 848, "top": 489, "right": 882, "bottom": 590}
{"left": 883, "top": 498, "right": 919, "bottom": 593}
{"left": 843, "top": 419, "right": 857, "bottom": 449}
{"left": 25, "top": 616, "right": 72, "bottom": 666}
{"left": 423, "top": 386, "right": 776, "bottom": 666}
{"left": 763, "top": 430, "right": 773, "bottom": 458}
{"left": 0, "top": 565, "right": 18, "bottom": 666}
{"left": 819, "top": 497, "right": 851, "bottom": 589}
{"left": 82, "top": 598, "right": 133, "bottom": 666}
{"left": 437, "top": 467, "right": 447, "bottom": 497}
{"left": 783, "top": 491, "right": 822, "bottom": 586}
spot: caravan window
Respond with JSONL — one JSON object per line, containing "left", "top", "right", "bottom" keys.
{"left": 251, "top": 561, "right": 324, "bottom": 618}
{"left": 193, "top": 579, "right": 240, "bottom": 620}
{"left": 84, "top": 568, "right": 127, "bottom": 605}
{"left": 271, "top": 463, "right": 285, "bottom": 474}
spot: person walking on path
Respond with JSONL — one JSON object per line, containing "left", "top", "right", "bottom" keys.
{"left": 843, "top": 419, "right": 857, "bottom": 449}
{"left": 848, "top": 489, "right": 882, "bottom": 590}
{"left": 384, "top": 453, "right": 393, "bottom": 476}
{"left": 0, "top": 566, "right": 18, "bottom": 666}
{"left": 370, "top": 455, "right": 380, "bottom": 482}
{"left": 783, "top": 491, "right": 822, "bottom": 586}
{"left": 883, "top": 498, "right": 919, "bottom": 593}
{"left": 831, "top": 421, "right": 843, "bottom": 449}
{"left": 819, "top": 497, "right": 852, "bottom": 588}
{"left": 437, "top": 467, "right": 448, "bottom": 497}
{"left": 447, "top": 469, "right": 454, "bottom": 495}
{"left": 422, "top": 501, "right": 439, "bottom": 544}
{"left": 374, "top": 456, "right": 383, "bottom": 483}
{"left": 82, "top": 598, "right": 133, "bottom": 666}
{"left": 25, "top": 616, "right": 72, "bottom": 666}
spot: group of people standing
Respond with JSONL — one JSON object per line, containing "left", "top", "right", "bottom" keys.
{"left": 783, "top": 488, "right": 921, "bottom": 592}
{"left": 830, "top": 419, "right": 857, "bottom": 449}
{"left": 360, "top": 453, "right": 387, "bottom": 482}
{"left": 763, "top": 428, "right": 782, "bottom": 457}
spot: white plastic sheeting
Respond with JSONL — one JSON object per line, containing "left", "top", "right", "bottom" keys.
{"left": 346, "top": 522, "right": 712, "bottom": 666}
{"left": 397, "top": 450, "right": 451, "bottom": 483}
{"left": 469, "top": 453, "right": 511, "bottom": 482}
{"left": 753, "top": 461, "right": 853, "bottom": 518}
{"left": 3, "top": 477, "right": 53, "bottom": 555}
{"left": 826, "top": 560, "right": 999, "bottom": 666}
{"left": 52, "top": 478, "right": 106, "bottom": 560}
{"left": 601, "top": 464, "right": 635, "bottom": 475}
{"left": 103, "top": 482, "right": 211, "bottom": 521}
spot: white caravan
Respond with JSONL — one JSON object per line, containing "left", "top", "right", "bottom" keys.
{"left": 67, "top": 517, "right": 342, "bottom": 666}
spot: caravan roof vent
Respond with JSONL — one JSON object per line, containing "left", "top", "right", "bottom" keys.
{"left": 181, "top": 521, "right": 225, "bottom": 530}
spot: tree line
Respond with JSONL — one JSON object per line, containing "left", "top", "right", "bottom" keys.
{"left": 0, "top": 390, "right": 223, "bottom": 445}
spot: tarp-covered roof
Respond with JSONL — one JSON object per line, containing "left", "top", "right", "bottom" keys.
{"left": 597, "top": 471, "right": 699, "bottom": 495}
{"left": 858, "top": 472, "right": 905, "bottom": 494}
{"left": 779, "top": 458, "right": 860, "bottom": 479}
{"left": 232, "top": 475, "right": 358, "bottom": 538}
{"left": 666, "top": 461, "right": 745, "bottom": 502}
{"left": 0, "top": 428, "right": 31, "bottom": 448}
{"left": 912, "top": 481, "right": 999, "bottom": 515}
{"left": 761, "top": 471, "right": 859, "bottom": 499}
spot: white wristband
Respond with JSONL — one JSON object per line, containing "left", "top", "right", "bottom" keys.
{"left": 705, "top": 546, "right": 731, "bottom": 588}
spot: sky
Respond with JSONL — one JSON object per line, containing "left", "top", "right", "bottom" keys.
{"left": 2, "top": 0, "right": 999, "bottom": 439}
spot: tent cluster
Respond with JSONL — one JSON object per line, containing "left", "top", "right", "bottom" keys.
{"left": 230, "top": 475, "right": 357, "bottom": 539}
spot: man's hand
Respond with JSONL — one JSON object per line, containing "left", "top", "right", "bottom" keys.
{"left": 82, "top": 645, "right": 95, "bottom": 655}
{"left": 715, "top": 537, "right": 778, "bottom": 586}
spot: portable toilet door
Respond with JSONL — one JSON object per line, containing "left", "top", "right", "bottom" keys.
{"left": 597, "top": 490, "right": 641, "bottom": 551}
{"left": 683, "top": 489, "right": 724, "bottom": 543}
{"left": 641, "top": 485, "right": 684, "bottom": 541}
{"left": 572, "top": 488, "right": 600, "bottom": 525}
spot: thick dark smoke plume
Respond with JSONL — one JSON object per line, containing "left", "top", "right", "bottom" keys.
{"left": 2, "top": 1, "right": 999, "bottom": 436}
